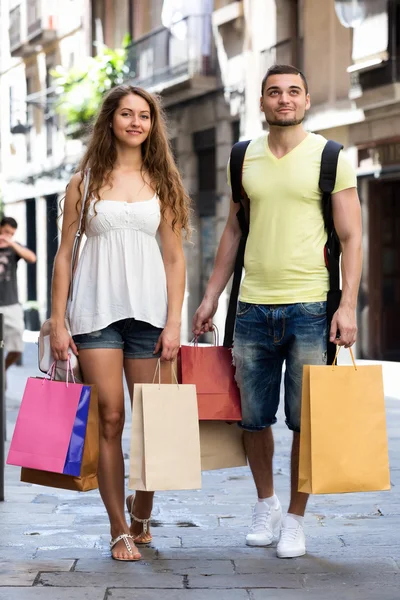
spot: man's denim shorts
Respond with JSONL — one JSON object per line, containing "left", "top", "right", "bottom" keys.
{"left": 232, "top": 301, "right": 327, "bottom": 433}
{"left": 72, "top": 318, "right": 163, "bottom": 359}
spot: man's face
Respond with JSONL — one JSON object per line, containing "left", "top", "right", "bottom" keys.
{"left": 260, "top": 73, "right": 311, "bottom": 127}
{"left": 0, "top": 225, "right": 16, "bottom": 240}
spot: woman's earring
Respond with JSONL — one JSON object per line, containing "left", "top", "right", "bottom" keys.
{"left": 109, "top": 123, "right": 112, "bottom": 129}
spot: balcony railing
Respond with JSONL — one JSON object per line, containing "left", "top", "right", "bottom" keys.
{"left": 260, "top": 38, "right": 304, "bottom": 79}
{"left": 126, "top": 15, "right": 216, "bottom": 90}
{"left": 27, "top": 0, "right": 42, "bottom": 40}
{"left": 9, "top": 5, "right": 22, "bottom": 53}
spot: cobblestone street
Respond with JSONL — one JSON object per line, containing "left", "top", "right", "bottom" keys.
{"left": 1, "top": 342, "right": 399, "bottom": 599}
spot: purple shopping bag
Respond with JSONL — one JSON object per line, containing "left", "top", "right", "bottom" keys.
{"left": 63, "top": 385, "right": 92, "bottom": 476}
{"left": 7, "top": 377, "right": 86, "bottom": 474}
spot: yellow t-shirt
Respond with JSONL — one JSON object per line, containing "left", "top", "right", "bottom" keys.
{"left": 228, "top": 132, "right": 357, "bottom": 304}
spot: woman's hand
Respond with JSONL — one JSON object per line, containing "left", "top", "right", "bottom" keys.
{"left": 154, "top": 322, "right": 181, "bottom": 362}
{"left": 50, "top": 321, "right": 78, "bottom": 361}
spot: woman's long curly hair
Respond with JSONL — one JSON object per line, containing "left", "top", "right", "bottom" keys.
{"left": 73, "top": 85, "right": 191, "bottom": 237}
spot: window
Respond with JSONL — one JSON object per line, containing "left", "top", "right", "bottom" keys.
{"left": 9, "top": 87, "right": 14, "bottom": 130}
{"left": 26, "top": 77, "right": 33, "bottom": 162}
{"left": 9, "top": 5, "right": 21, "bottom": 50}
{"left": 45, "top": 56, "right": 56, "bottom": 157}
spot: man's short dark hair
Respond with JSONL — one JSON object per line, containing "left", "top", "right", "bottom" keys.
{"left": 261, "top": 64, "right": 309, "bottom": 96}
{"left": 0, "top": 216, "right": 18, "bottom": 229}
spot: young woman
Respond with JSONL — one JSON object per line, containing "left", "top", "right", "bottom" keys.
{"left": 50, "top": 85, "right": 190, "bottom": 561}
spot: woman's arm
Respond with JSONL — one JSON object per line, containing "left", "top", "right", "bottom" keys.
{"left": 50, "top": 173, "right": 83, "bottom": 360}
{"left": 156, "top": 208, "right": 186, "bottom": 361}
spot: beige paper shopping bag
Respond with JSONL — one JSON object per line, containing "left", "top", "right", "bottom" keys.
{"left": 299, "top": 351, "right": 391, "bottom": 494}
{"left": 199, "top": 421, "right": 247, "bottom": 471}
{"left": 129, "top": 381, "right": 202, "bottom": 491}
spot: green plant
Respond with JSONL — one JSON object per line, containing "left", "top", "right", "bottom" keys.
{"left": 52, "top": 38, "right": 131, "bottom": 134}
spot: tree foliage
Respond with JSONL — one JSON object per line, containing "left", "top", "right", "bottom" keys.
{"left": 52, "top": 39, "right": 131, "bottom": 135}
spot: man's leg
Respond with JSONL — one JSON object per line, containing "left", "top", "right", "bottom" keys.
{"left": 243, "top": 427, "right": 274, "bottom": 499}
{"left": 288, "top": 432, "right": 309, "bottom": 516}
{"left": 233, "top": 301, "right": 284, "bottom": 547}
{"left": 277, "top": 300, "right": 327, "bottom": 558}
{"left": 5, "top": 351, "right": 21, "bottom": 370}
{"left": 3, "top": 304, "right": 24, "bottom": 371}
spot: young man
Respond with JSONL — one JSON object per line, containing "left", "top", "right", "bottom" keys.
{"left": 0, "top": 217, "right": 37, "bottom": 371}
{"left": 192, "top": 65, "right": 362, "bottom": 558}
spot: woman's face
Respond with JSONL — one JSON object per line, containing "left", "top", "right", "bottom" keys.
{"left": 111, "top": 93, "right": 152, "bottom": 148}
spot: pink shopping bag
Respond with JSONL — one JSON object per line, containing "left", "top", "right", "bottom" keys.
{"left": 7, "top": 377, "right": 85, "bottom": 473}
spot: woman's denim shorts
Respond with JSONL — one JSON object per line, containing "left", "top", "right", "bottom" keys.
{"left": 72, "top": 318, "right": 163, "bottom": 359}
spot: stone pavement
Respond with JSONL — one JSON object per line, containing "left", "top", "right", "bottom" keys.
{"left": 1, "top": 341, "right": 399, "bottom": 599}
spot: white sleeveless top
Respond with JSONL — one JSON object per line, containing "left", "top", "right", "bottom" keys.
{"left": 68, "top": 195, "right": 168, "bottom": 336}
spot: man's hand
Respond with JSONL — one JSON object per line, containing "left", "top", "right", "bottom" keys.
{"left": 329, "top": 304, "right": 357, "bottom": 348}
{"left": 0, "top": 235, "right": 11, "bottom": 248}
{"left": 192, "top": 296, "right": 218, "bottom": 336}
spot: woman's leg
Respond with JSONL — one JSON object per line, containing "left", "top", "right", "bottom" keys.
{"left": 79, "top": 348, "right": 141, "bottom": 560}
{"left": 124, "top": 358, "right": 172, "bottom": 543}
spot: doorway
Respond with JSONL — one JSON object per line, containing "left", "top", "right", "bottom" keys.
{"left": 369, "top": 179, "right": 400, "bottom": 360}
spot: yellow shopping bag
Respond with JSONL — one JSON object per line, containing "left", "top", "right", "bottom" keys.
{"left": 299, "top": 348, "right": 390, "bottom": 494}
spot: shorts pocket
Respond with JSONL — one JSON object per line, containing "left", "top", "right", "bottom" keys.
{"left": 236, "top": 301, "right": 254, "bottom": 317}
{"left": 298, "top": 301, "right": 327, "bottom": 317}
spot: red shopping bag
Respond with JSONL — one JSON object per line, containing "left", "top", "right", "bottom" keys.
{"left": 178, "top": 337, "right": 242, "bottom": 421}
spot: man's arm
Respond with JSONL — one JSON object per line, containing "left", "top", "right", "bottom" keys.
{"left": 10, "top": 241, "right": 36, "bottom": 264}
{"left": 192, "top": 196, "right": 243, "bottom": 335}
{"left": 330, "top": 186, "right": 362, "bottom": 347}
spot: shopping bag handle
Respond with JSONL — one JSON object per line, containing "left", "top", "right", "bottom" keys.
{"left": 43, "top": 355, "right": 76, "bottom": 386}
{"left": 332, "top": 346, "right": 357, "bottom": 371}
{"left": 152, "top": 359, "right": 179, "bottom": 388}
{"left": 191, "top": 323, "right": 220, "bottom": 347}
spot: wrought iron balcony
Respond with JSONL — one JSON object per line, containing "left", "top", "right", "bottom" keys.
{"left": 26, "top": 0, "right": 56, "bottom": 45}
{"left": 27, "top": 0, "right": 41, "bottom": 39}
{"left": 9, "top": 5, "right": 22, "bottom": 55}
{"left": 126, "top": 15, "right": 216, "bottom": 95}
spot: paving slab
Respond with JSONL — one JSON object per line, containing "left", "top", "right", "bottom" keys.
{"left": 303, "top": 571, "right": 400, "bottom": 589}
{"left": 108, "top": 591, "right": 250, "bottom": 600}
{"left": 0, "top": 559, "right": 74, "bottom": 586}
{"left": 0, "top": 590, "right": 106, "bottom": 600}
{"left": 187, "top": 574, "right": 303, "bottom": 588}
{"left": 234, "top": 556, "right": 398, "bottom": 575}
{"left": 36, "top": 572, "right": 184, "bottom": 588}
{"left": 251, "top": 589, "right": 400, "bottom": 600}
{"left": 75, "top": 558, "right": 235, "bottom": 575}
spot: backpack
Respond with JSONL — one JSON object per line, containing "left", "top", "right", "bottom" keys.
{"left": 223, "top": 138, "right": 343, "bottom": 365}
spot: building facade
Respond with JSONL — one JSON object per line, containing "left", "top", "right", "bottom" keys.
{"left": 0, "top": 0, "right": 93, "bottom": 321}
{"left": 0, "top": 0, "right": 398, "bottom": 359}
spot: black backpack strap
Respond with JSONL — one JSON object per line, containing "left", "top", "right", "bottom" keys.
{"left": 320, "top": 140, "right": 343, "bottom": 234}
{"left": 320, "top": 140, "right": 343, "bottom": 292}
{"left": 319, "top": 140, "right": 343, "bottom": 364}
{"left": 230, "top": 140, "right": 252, "bottom": 236}
{"left": 223, "top": 140, "right": 251, "bottom": 348}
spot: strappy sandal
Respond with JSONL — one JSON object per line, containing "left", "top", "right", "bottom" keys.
{"left": 110, "top": 533, "right": 141, "bottom": 561}
{"left": 126, "top": 495, "right": 152, "bottom": 544}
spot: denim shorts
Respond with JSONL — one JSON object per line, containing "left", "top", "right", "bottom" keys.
{"left": 232, "top": 301, "right": 328, "bottom": 433}
{"left": 72, "top": 318, "right": 163, "bottom": 359}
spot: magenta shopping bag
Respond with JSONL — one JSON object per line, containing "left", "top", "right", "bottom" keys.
{"left": 7, "top": 377, "right": 87, "bottom": 474}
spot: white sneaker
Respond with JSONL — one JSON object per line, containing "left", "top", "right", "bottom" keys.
{"left": 245, "top": 498, "right": 282, "bottom": 547}
{"left": 276, "top": 515, "right": 306, "bottom": 558}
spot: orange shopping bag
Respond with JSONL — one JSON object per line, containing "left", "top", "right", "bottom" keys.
{"left": 299, "top": 348, "right": 390, "bottom": 494}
